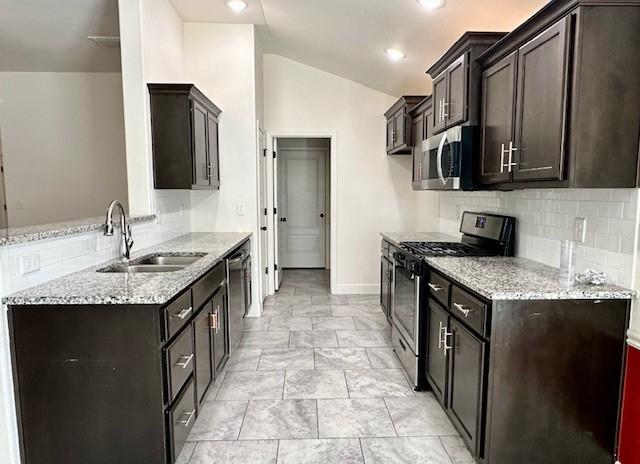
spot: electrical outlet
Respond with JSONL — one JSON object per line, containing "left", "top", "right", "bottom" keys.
{"left": 20, "top": 254, "right": 40, "bottom": 274}
{"left": 574, "top": 217, "right": 587, "bottom": 243}
{"left": 236, "top": 203, "right": 246, "bottom": 216}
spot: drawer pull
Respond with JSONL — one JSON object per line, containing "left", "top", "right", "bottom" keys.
{"left": 428, "top": 283, "right": 443, "bottom": 292}
{"left": 178, "top": 409, "right": 196, "bottom": 427}
{"left": 175, "top": 354, "right": 194, "bottom": 369}
{"left": 453, "top": 302, "right": 470, "bottom": 317}
{"left": 172, "top": 306, "right": 193, "bottom": 320}
{"left": 209, "top": 313, "right": 217, "bottom": 330}
{"left": 438, "top": 321, "right": 445, "bottom": 348}
{"left": 443, "top": 329, "right": 453, "bottom": 354}
{"left": 397, "top": 336, "right": 407, "bottom": 352}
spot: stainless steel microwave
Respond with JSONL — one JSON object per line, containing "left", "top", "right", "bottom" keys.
{"left": 414, "top": 125, "right": 477, "bottom": 190}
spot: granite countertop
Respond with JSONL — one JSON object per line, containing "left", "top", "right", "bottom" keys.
{"left": 0, "top": 215, "right": 157, "bottom": 246}
{"left": 381, "top": 231, "right": 460, "bottom": 246}
{"left": 426, "top": 256, "right": 635, "bottom": 301}
{"left": 4, "top": 232, "right": 251, "bottom": 306}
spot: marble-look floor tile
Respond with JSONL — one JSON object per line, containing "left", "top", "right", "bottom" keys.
{"left": 226, "top": 348, "right": 262, "bottom": 371}
{"left": 312, "top": 316, "right": 356, "bottom": 330}
{"left": 268, "top": 317, "right": 313, "bottom": 331}
{"left": 261, "top": 305, "right": 293, "bottom": 319}
{"left": 239, "top": 399, "right": 318, "bottom": 440}
{"left": 189, "top": 440, "right": 278, "bottom": 464}
{"left": 240, "top": 331, "right": 290, "bottom": 348}
{"left": 314, "top": 347, "right": 372, "bottom": 370}
{"left": 292, "top": 305, "right": 332, "bottom": 318}
{"left": 284, "top": 369, "right": 348, "bottom": 399}
{"left": 313, "top": 294, "right": 348, "bottom": 305}
{"left": 259, "top": 348, "right": 314, "bottom": 371}
{"left": 337, "top": 330, "right": 391, "bottom": 348}
{"left": 332, "top": 305, "right": 381, "bottom": 318}
{"left": 344, "top": 369, "right": 414, "bottom": 398}
{"left": 275, "top": 295, "right": 313, "bottom": 307}
{"left": 175, "top": 441, "right": 195, "bottom": 464}
{"left": 384, "top": 395, "right": 457, "bottom": 436}
{"left": 317, "top": 398, "right": 396, "bottom": 438}
{"left": 346, "top": 295, "right": 381, "bottom": 305}
{"left": 205, "top": 370, "right": 226, "bottom": 401}
{"left": 294, "top": 286, "right": 330, "bottom": 296}
{"left": 353, "top": 315, "right": 390, "bottom": 330}
{"left": 263, "top": 295, "right": 278, "bottom": 306}
{"left": 216, "top": 371, "right": 285, "bottom": 400}
{"left": 187, "top": 400, "right": 248, "bottom": 441}
{"left": 277, "top": 439, "right": 364, "bottom": 464}
{"left": 243, "top": 317, "right": 271, "bottom": 331}
{"left": 289, "top": 330, "right": 339, "bottom": 348}
{"left": 440, "top": 436, "right": 475, "bottom": 463}
{"left": 365, "top": 347, "right": 402, "bottom": 369}
{"left": 360, "top": 437, "right": 453, "bottom": 464}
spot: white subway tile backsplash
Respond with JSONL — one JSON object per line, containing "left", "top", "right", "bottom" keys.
{"left": 439, "top": 188, "right": 639, "bottom": 287}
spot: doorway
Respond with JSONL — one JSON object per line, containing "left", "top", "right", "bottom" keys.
{"left": 274, "top": 138, "right": 330, "bottom": 288}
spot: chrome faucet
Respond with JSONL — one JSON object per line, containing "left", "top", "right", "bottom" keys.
{"left": 104, "top": 200, "right": 134, "bottom": 260}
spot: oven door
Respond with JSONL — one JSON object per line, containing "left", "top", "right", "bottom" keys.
{"left": 420, "top": 126, "right": 462, "bottom": 190}
{"left": 392, "top": 261, "right": 420, "bottom": 353}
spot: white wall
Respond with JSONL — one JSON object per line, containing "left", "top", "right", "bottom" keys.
{"left": 264, "top": 54, "right": 439, "bottom": 293}
{"left": 0, "top": 72, "right": 128, "bottom": 227}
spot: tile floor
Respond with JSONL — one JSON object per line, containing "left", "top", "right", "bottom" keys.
{"left": 179, "top": 269, "right": 473, "bottom": 464}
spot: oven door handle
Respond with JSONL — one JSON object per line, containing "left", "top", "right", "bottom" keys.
{"left": 436, "top": 132, "right": 448, "bottom": 185}
{"left": 414, "top": 275, "right": 420, "bottom": 354}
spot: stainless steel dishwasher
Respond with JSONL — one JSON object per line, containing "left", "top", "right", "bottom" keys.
{"left": 227, "top": 240, "right": 251, "bottom": 352}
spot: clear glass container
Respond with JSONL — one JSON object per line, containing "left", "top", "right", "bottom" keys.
{"left": 559, "top": 240, "right": 577, "bottom": 286}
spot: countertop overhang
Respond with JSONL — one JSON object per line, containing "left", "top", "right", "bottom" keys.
{"left": 4, "top": 232, "right": 251, "bottom": 306}
{"left": 381, "top": 232, "right": 635, "bottom": 301}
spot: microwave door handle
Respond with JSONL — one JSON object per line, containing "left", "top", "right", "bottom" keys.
{"left": 436, "top": 132, "right": 448, "bottom": 185}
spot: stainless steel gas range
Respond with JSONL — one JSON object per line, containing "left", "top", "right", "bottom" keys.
{"left": 390, "top": 211, "right": 516, "bottom": 389}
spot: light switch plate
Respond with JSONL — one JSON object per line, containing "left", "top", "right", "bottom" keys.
{"left": 20, "top": 254, "right": 41, "bottom": 274}
{"left": 574, "top": 217, "right": 587, "bottom": 243}
{"left": 236, "top": 203, "right": 246, "bottom": 216}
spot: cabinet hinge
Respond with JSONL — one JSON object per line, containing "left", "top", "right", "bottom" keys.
{"left": 263, "top": 149, "right": 267, "bottom": 157}
{"left": 273, "top": 207, "right": 277, "bottom": 215}
{"left": 274, "top": 264, "right": 278, "bottom": 271}
{"left": 264, "top": 208, "right": 268, "bottom": 216}
{"left": 265, "top": 266, "right": 269, "bottom": 274}
{"left": 273, "top": 151, "right": 277, "bottom": 159}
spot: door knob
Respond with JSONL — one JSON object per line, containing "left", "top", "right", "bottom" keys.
{"left": 260, "top": 226, "right": 267, "bottom": 231}
{"left": 320, "top": 213, "right": 325, "bottom": 218}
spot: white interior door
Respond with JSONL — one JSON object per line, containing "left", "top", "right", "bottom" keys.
{"left": 258, "top": 129, "right": 268, "bottom": 301}
{"left": 273, "top": 139, "right": 284, "bottom": 290}
{"left": 280, "top": 148, "right": 326, "bottom": 268}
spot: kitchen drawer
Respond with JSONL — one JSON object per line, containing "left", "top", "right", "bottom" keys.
{"left": 427, "top": 272, "right": 451, "bottom": 307}
{"left": 164, "top": 290, "right": 193, "bottom": 341}
{"left": 193, "top": 261, "right": 225, "bottom": 311}
{"left": 166, "top": 325, "right": 194, "bottom": 404}
{"left": 168, "top": 378, "right": 196, "bottom": 463}
{"left": 450, "top": 285, "right": 488, "bottom": 337}
{"left": 392, "top": 324, "right": 417, "bottom": 388}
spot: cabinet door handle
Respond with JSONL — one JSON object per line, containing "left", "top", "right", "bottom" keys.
{"left": 207, "top": 164, "right": 213, "bottom": 179}
{"left": 428, "top": 283, "right": 442, "bottom": 292}
{"left": 508, "top": 141, "right": 518, "bottom": 172}
{"left": 443, "top": 329, "right": 453, "bottom": 355}
{"left": 216, "top": 305, "right": 221, "bottom": 334}
{"left": 172, "top": 306, "right": 193, "bottom": 320}
{"left": 453, "top": 302, "right": 470, "bottom": 317}
{"left": 442, "top": 100, "right": 449, "bottom": 119}
{"left": 178, "top": 409, "right": 196, "bottom": 427}
{"left": 209, "top": 312, "right": 217, "bottom": 330}
{"left": 438, "top": 321, "right": 445, "bottom": 349}
{"left": 175, "top": 353, "right": 194, "bottom": 369}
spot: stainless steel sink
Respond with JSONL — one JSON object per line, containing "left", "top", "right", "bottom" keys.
{"left": 137, "top": 255, "right": 202, "bottom": 266}
{"left": 100, "top": 264, "right": 187, "bottom": 273}
{"left": 97, "top": 254, "right": 204, "bottom": 273}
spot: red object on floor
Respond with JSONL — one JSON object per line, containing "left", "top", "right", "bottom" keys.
{"left": 619, "top": 344, "right": 640, "bottom": 464}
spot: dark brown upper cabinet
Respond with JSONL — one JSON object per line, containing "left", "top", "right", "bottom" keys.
{"left": 478, "top": 0, "right": 640, "bottom": 189}
{"left": 427, "top": 32, "right": 507, "bottom": 135}
{"left": 384, "top": 96, "right": 426, "bottom": 155}
{"left": 409, "top": 96, "right": 433, "bottom": 190}
{"left": 148, "top": 84, "right": 222, "bottom": 190}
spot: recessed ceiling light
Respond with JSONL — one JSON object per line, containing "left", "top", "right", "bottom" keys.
{"left": 417, "top": 0, "right": 446, "bottom": 9}
{"left": 226, "top": 0, "right": 248, "bottom": 12}
{"left": 385, "top": 48, "right": 406, "bottom": 61}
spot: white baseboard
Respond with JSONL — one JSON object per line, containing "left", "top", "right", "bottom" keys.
{"left": 334, "top": 283, "right": 380, "bottom": 295}
{"left": 246, "top": 303, "right": 261, "bottom": 318}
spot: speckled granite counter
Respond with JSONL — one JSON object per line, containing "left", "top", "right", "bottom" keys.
{"left": 426, "top": 256, "right": 635, "bottom": 301}
{"left": 381, "top": 231, "right": 459, "bottom": 246}
{"left": 0, "top": 214, "right": 156, "bottom": 246}
{"left": 3, "top": 232, "right": 251, "bottom": 306}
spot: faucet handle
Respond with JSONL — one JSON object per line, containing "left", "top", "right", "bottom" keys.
{"left": 126, "top": 225, "right": 134, "bottom": 248}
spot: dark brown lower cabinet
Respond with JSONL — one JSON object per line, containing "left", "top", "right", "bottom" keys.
{"left": 212, "top": 285, "right": 229, "bottom": 373}
{"left": 380, "top": 256, "right": 392, "bottom": 321}
{"left": 426, "top": 300, "right": 448, "bottom": 404}
{"left": 447, "top": 318, "right": 485, "bottom": 454}
{"left": 194, "top": 303, "right": 214, "bottom": 405}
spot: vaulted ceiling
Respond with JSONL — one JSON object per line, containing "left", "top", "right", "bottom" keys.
{"left": 169, "top": 0, "right": 550, "bottom": 96}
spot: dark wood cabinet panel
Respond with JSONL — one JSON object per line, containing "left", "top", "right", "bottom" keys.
{"left": 411, "top": 115, "right": 423, "bottom": 187}
{"left": 447, "top": 318, "right": 485, "bottom": 455}
{"left": 432, "top": 72, "right": 447, "bottom": 133}
{"left": 380, "top": 256, "right": 392, "bottom": 321}
{"left": 212, "top": 286, "right": 229, "bottom": 373}
{"left": 386, "top": 119, "right": 395, "bottom": 152}
{"left": 513, "top": 17, "right": 569, "bottom": 182}
{"left": 149, "top": 84, "right": 221, "bottom": 190}
{"left": 194, "top": 303, "right": 213, "bottom": 406}
{"left": 479, "top": 52, "right": 517, "bottom": 185}
{"left": 394, "top": 110, "right": 406, "bottom": 148}
{"left": 446, "top": 54, "right": 467, "bottom": 126}
{"left": 426, "top": 299, "right": 448, "bottom": 404}
{"left": 384, "top": 96, "right": 426, "bottom": 155}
